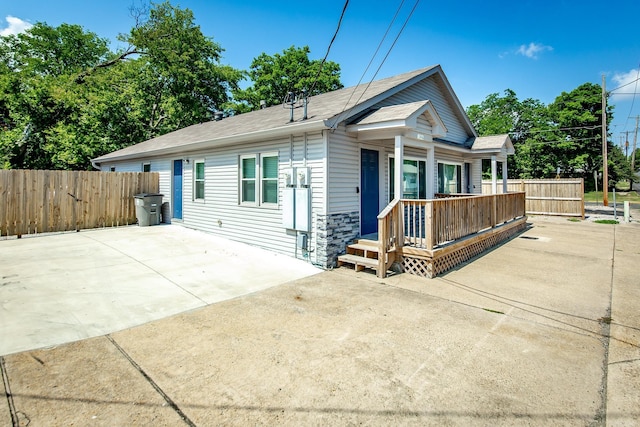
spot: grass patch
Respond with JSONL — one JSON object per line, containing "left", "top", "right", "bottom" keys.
{"left": 567, "top": 218, "right": 581, "bottom": 222}
{"left": 585, "top": 191, "right": 640, "bottom": 203}
{"left": 594, "top": 219, "right": 619, "bottom": 225}
{"left": 482, "top": 308, "right": 505, "bottom": 314}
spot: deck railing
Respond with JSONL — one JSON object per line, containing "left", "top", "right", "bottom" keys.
{"left": 377, "top": 192, "right": 526, "bottom": 259}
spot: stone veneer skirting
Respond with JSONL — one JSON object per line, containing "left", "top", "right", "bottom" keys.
{"left": 316, "top": 211, "right": 360, "bottom": 268}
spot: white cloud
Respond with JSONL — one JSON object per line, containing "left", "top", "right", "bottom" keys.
{"left": 516, "top": 42, "right": 553, "bottom": 59}
{"left": 611, "top": 69, "right": 640, "bottom": 99}
{"left": 0, "top": 16, "right": 33, "bottom": 36}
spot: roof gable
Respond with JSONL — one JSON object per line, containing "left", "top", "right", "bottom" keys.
{"left": 92, "top": 65, "right": 475, "bottom": 165}
{"left": 346, "top": 100, "right": 447, "bottom": 138}
{"left": 471, "top": 134, "right": 514, "bottom": 155}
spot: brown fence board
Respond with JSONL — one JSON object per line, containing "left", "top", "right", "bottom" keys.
{"left": 0, "top": 170, "right": 159, "bottom": 237}
{"left": 482, "top": 179, "right": 584, "bottom": 218}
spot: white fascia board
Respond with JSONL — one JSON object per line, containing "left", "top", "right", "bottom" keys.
{"left": 346, "top": 120, "right": 408, "bottom": 133}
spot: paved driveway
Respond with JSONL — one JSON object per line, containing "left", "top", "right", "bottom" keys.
{"left": 1, "top": 217, "right": 639, "bottom": 425}
{"left": 0, "top": 225, "right": 321, "bottom": 356}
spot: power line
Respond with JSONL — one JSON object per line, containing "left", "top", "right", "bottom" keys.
{"left": 348, "top": 0, "right": 420, "bottom": 108}
{"left": 510, "top": 125, "right": 602, "bottom": 135}
{"left": 608, "top": 75, "right": 640, "bottom": 93}
{"left": 337, "top": 0, "right": 406, "bottom": 115}
{"left": 521, "top": 136, "right": 602, "bottom": 146}
{"left": 622, "top": 65, "right": 640, "bottom": 132}
{"left": 331, "top": 0, "right": 420, "bottom": 129}
{"left": 307, "top": 0, "right": 349, "bottom": 96}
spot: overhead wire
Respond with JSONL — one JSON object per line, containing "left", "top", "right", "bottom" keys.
{"left": 510, "top": 125, "right": 602, "bottom": 135}
{"left": 606, "top": 63, "right": 640, "bottom": 133}
{"left": 331, "top": 0, "right": 421, "bottom": 129}
{"left": 307, "top": 0, "right": 349, "bottom": 97}
{"left": 336, "top": 0, "right": 406, "bottom": 115}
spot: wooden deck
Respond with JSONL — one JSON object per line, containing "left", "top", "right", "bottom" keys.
{"left": 338, "top": 193, "right": 527, "bottom": 278}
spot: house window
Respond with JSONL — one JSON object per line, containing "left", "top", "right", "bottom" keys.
{"left": 389, "top": 157, "right": 427, "bottom": 200}
{"left": 240, "top": 153, "right": 279, "bottom": 206}
{"left": 110, "top": 166, "right": 116, "bottom": 172}
{"left": 194, "top": 160, "right": 205, "bottom": 200}
{"left": 437, "top": 162, "right": 462, "bottom": 194}
{"left": 261, "top": 155, "right": 278, "bottom": 205}
{"left": 240, "top": 156, "right": 256, "bottom": 203}
{"left": 142, "top": 163, "right": 151, "bottom": 172}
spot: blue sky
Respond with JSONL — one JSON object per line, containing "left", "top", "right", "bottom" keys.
{"left": 2, "top": 0, "right": 639, "bottom": 148}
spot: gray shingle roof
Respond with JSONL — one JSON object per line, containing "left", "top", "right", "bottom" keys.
{"left": 470, "top": 134, "right": 514, "bottom": 153}
{"left": 352, "top": 100, "right": 431, "bottom": 125}
{"left": 93, "top": 66, "right": 441, "bottom": 164}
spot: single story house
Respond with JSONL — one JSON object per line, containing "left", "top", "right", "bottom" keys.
{"left": 92, "top": 65, "right": 514, "bottom": 269}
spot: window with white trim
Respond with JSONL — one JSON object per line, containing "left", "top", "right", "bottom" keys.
{"left": 437, "top": 162, "right": 462, "bottom": 194}
{"left": 240, "top": 153, "right": 279, "bottom": 206}
{"left": 194, "top": 160, "right": 205, "bottom": 200}
{"left": 261, "top": 154, "right": 278, "bottom": 205}
{"left": 142, "top": 162, "right": 151, "bottom": 172}
{"left": 389, "top": 157, "right": 427, "bottom": 200}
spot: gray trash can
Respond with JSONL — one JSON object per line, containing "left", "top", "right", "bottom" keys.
{"left": 134, "top": 193, "right": 164, "bottom": 226}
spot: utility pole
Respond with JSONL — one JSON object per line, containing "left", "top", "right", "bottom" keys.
{"left": 602, "top": 75, "right": 608, "bottom": 206}
{"left": 632, "top": 116, "right": 639, "bottom": 174}
{"left": 624, "top": 131, "right": 630, "bottom": 158}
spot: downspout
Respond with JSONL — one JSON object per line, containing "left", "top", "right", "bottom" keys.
{"left": 289, "top": 134, "right": 294, "bottom": 167}
{"left": 91, "top": 160, "right": 102, "bottom": 171}
{"left": 303, "top": 132, "right": 308, "bottom": 167}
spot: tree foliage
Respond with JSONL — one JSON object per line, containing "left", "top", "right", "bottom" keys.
{"left": 0, "top": 1, "right": 242, "bottom": 170}
{"left": 466, "top": 85, "right": 632, "bottom": 190}
{"left": 231, "top": 45, "right": 343, "bottom": 112}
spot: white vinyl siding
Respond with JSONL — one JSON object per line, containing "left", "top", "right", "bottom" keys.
{"left": 327, "top": 130, "right": 360, "bottom": 214}
{"left": 105, "top": 133, "right": 325, "bottom": 264}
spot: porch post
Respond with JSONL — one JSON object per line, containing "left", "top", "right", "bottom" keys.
{"left": 491, "top": 155, "right": 497, "bottom": 194}
{"left": 426, "top": 147, "right": 435, "bottom": 198}
{"left": 501, "top": 160, "right": 508, "bottom": 193}
{"left": 394, "top": 135, "right": 404, "bottom": 200}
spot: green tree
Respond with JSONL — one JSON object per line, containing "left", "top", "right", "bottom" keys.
{"left": 467, "top": 84, "right": 624, "bottom": 189}
{"left": 231, "top": 45, "right": 343, "bottom": 112}
{"left": 0, "top": 22, "right": 111, "bottom": 169}
{"left": 0, "top": 1, "right": 242, "bottom": 170}
{"left": 466, "top": 89, "right": 552, "bottom": 178}
{"left": 547, "top": 82, "right": 612, "bottom": 186}
{"left": 84, "top": 1, "right": 242, "bottom": 137}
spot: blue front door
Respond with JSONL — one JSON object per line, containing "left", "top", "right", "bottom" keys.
{"left": 172, "top": 160, "right": 183, "bottom": 220}
{"left": 360, "top": 149, "right": 379, "bottom": 235}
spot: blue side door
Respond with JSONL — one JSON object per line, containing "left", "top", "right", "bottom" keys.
{"left": 360, "top": 149, "right": 379, "bottom": 235}
{"left": 172, "top": 160, "right": 183, "bottom": 220}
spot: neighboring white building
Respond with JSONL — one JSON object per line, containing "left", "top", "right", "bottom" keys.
{"left": 92, "top": 65, "right": 513, "bottom": 268}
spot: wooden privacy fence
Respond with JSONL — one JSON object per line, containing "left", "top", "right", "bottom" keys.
{"left": 0, "top": 170, "right": 160, "bottom": 237}
{"left": 482, "top": 179, "right": 584, "bottom": 218}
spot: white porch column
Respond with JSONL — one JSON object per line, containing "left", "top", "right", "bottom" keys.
{"left": 426, "top": 147, "right": 435, "bottom": 199}
{"left": 394, "top": 135, "right": 404, "bottom": 200}
{"left": 501, "top": 160, "right": 508, "bottom": 193}
{"left": 491, "top": 155, "right": 497, "bottom": 194}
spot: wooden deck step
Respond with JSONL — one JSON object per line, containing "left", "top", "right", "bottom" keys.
{"left": 337, "top": 253, "right": 379, "bottom": 272}
{"left": 347, "top": 243, "right": 380, "bottom": 254}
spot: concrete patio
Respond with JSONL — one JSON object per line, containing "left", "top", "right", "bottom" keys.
{"left": 1, "top": 216, "right": 639, "bottom": 426}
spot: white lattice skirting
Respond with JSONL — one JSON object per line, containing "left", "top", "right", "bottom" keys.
{"left": 401, "top": 218, "right": 527, "bottom": 278}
